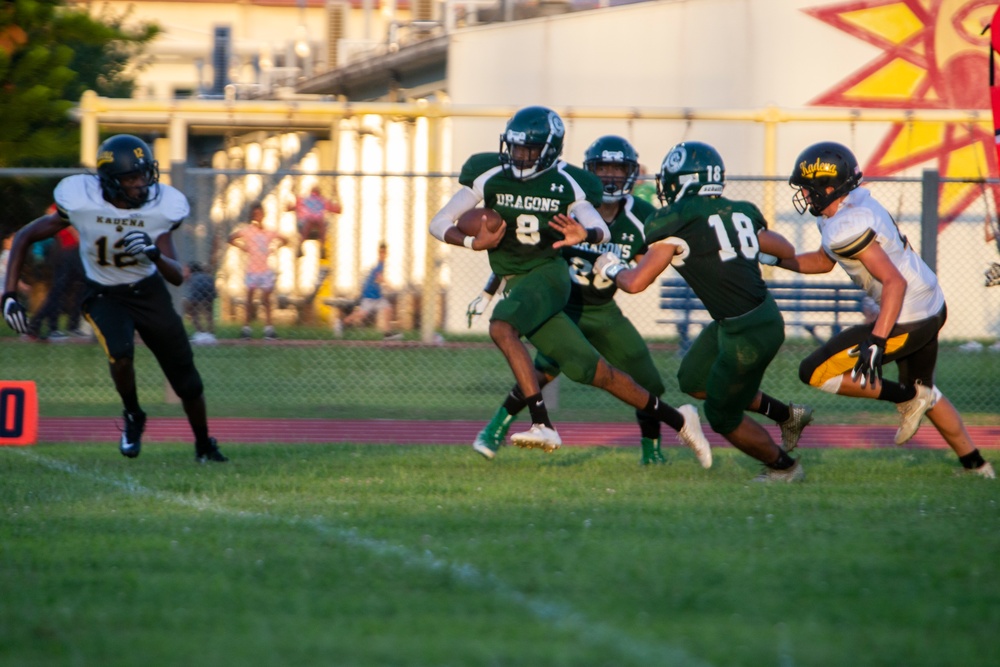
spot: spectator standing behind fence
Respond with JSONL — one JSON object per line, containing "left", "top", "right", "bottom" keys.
{"left": 26, "top": 221, "right": 87, "bottom": 341}
{"left": 288, "top": 186, "right": 340, "bottom": 259}
{"left": 985, "top": 214, "right": 1000, "bottom": 289}
{"left": 228, "top": 201, "right": 287, "bottom": 340}
{"left": 184, "top": 261, "right": 217, "bottom": 345}
{"left": 341, "top": 242, "right": 399, "bottom": 339}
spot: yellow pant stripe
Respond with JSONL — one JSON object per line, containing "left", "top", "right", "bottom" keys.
{"left": 808, "top": 332, "right": 909, "bottom": 387}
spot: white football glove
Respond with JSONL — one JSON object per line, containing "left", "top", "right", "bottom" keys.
{"left": 758, "top": 252, "right": 779, "bottom": 266}
{"left": 594, "top": 252, "right": 626, "bottom": 281}
{"left": 466, "top": 291, "right": 494, "bottom": 328}
{"left": 122, "top": 231, "right": 161, "bottom": 261}
{"left": 986, "top": 262, "right": 1000, "bottom": 287}
{"left": 2, "top": 291, "right": 29, "bottom": 334}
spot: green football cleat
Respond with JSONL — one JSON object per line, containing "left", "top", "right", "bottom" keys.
{"left": 640, "top": 437, "right": 666, "bottom": 465}
{"left": 472, "top": 407, "right": 514, "bottom": 460}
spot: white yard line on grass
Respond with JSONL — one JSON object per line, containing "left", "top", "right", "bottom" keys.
{"left": 17, "top": 449, "right": 714, "bottom": 667}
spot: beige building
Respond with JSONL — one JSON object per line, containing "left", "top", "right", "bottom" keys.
{"left": 68, "top": 1, "right": 1000, "bottom": 342}
{"left": 71, "top": 0, "right": 584, "bottom": 101}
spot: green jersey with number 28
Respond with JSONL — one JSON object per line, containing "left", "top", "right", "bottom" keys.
{"left": 562, "top": 194, "right": 656, "bottom": 307}
{"left": 459, "top": 152, "right": 604, "bottom": 277}
{"left": 644, "top": 195, "right": 771, "bottom": 320}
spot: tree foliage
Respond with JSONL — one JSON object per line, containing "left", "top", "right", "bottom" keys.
{"left": 0, "top": 0, "right": 159, "bottom": 168}
{"left": 0, "top": 1, "right": 158, "bottom": 233}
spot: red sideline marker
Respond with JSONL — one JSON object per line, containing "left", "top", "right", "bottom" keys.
{"left": 0, "top": 381, "right": 39, "bottom": 446}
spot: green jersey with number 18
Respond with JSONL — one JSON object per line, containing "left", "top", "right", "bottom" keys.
{"left": 644, "top": 196, "right": 770, "bottom": 320}
{"left": 459, "top": 152, "right": 604, "bottom": 277}
{"left": 562, "top": 194, "right": 655, "bottom": 307}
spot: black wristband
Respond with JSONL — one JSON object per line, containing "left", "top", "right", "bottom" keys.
{"left": 869, "top": 334, "right": 887, "bottom": 348}
{"left": 2, "top": 291, "right": 16, "bottom": 302}
{"left": 145, "top": 246, "right": 161, "bottom": 261}
{"left": 585, "top": 228, "right": 603, "bottom": 244}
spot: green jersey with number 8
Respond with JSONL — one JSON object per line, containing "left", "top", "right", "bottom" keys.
{"left": 459, "top": 152, "right": 603, "bottom": 277}
{"left": 644, "top": 195, "right": 771, "bottom": 320}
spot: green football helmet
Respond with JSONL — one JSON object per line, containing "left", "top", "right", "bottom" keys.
{"left": 655, "top": 141, "right": 725, "bottom": 206}
{"left": 499, "top": 106, "right": 565, "bottom": 180}
{"left": 583, "top": 135, "right": 640, "bottom": 203}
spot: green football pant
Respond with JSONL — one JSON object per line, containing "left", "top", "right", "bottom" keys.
{"left": 490, "top": 258, "right": 571, "bottom": 338}
{"left": 535, "top": 299, "right": 665, "bottom": 396}
{"left": 677, "top": 293, "right": 784, "bottom": 434}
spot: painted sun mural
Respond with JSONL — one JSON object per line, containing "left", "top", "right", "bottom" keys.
{"left": 804, "top": 0, "right": 997, "bottom": 224}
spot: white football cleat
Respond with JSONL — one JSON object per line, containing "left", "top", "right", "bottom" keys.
{"left": 895, "top": 384, "right": 937, "bottom": 445}
{"left": 956, "top": 461, "right": 996, "bottom": 479}
{"left": 511, "top": 424, "right": 562, "bottom": 453}
{"left": 676, "top": 404, "right": 712, "bottom": 469}
{"left": 779, "top": 403, "right": 814, "bottom": 453}
{"left": 753, "top": 460, "right": 805, "bottom": 483}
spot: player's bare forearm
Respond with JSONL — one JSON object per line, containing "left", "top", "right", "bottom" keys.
{"left": 775, "top": 249, "right": 835, "bottom": 274}
{"left": 615, "top": 244, "right": 674, "bottom": 294}
{"left": 871, "top": 280, "right": 904, "bottom": 339}
{"left": 155, "top": 234, "right": 184, "bottom": 285}
{"left": 5, "top": 213, "right": 67, "bottom": 292}
{"left": 859, "top": 244, "right": 905, "bottom": 339}
{"left": 758, "top": 230, "right": 795, "bottom": 259}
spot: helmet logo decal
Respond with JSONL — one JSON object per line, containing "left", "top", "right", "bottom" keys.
{"left": 665, "top": 146, "right": 686, "bottom": 173}
{"left": 799, "top": 157, "right": 838, "bottom": 181}
{"left": 548, "top": 113, "right": 564, "bottom": 136}
{"left": 599, "top": 149, "right": 626, "bottom": 162}
{"left": 506, "top": 129, "right": 527, "bottom": 144}
{"left": 97, "top": 151, "right": 114, "bottom": 167}
{"left": 133, "top": 147, "right": 145, "bottom": 159}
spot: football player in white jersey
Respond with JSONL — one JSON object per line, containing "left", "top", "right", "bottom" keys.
{"left": 2, "top": 134, "right": 227, "bottom": 463}
{"left": 774, "top": 141, "right": 992, "bottom": 478}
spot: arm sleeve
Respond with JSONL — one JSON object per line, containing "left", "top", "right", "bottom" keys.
{"left": 428, "top": 187, "right": 482, "bottom": 241}
{"left": 568, "top": 200, "right": 610, "bottom": 243}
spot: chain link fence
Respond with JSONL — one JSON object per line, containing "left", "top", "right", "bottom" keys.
{"left": 3, "top": 169, "right": 999, "bottom": 424}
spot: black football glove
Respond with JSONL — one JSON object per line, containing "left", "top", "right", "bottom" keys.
{"left": 122, "top": 231, "right": 161, "bottom": 261}
{"left": 850, "top": 334, "right": 887, "bottom": 388}
{"left": 2, "top": 291, "right": 29, "bottom": 334}
{"left": 986, "top": 262, "right": 1000, "bottom": 287}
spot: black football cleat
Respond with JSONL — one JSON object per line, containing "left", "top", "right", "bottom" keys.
{"left": 195, "top": 437, "right": 228, "bottom": 463}
{"left": 119, "top": 410, "right": 147, "bottom": 459}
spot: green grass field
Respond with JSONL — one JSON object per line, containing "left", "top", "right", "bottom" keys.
{"left": 4, "top": 331, "right": 1000, "bottom": 422}
{"left": 2, "top": 443, "right": 997, "bottom": 666}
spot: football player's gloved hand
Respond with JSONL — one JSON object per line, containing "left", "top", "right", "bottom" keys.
{"left": 594, "top": 252, "right": 626, "bottom": 281}
{"left": 985, "top": 262, "right": 1000, "bottom": 287}
{"left": 466, "top": 292, "right": 493, "bottom": 328}
{"left": 122, "top": 231, "right": 161, "bottom": 261}
{"left": 2, "top": 291, "right": 29, "bottom": 334}
{"left": 849, "top": 334, "right": 887, "bottom": 388}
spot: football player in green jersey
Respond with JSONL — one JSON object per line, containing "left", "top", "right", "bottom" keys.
{"left": 596, "top": 141, "right": 813, "bottom": 482}
{"left": 431, "top": 110, "right": 712, "bottom": 461}
{"left": 468, "top": 136, "right": 680, "bottom": 465}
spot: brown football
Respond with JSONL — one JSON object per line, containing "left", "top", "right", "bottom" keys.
{"left": 456, "top": 207, "right": 503, "bottom": 236}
